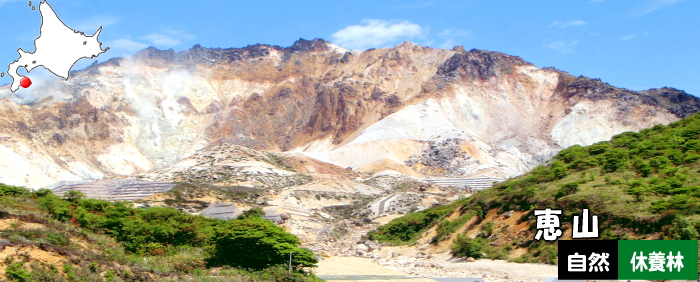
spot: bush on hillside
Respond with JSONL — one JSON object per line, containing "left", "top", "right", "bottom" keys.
{"left": 555, "top": 181, "right": 579, "bottom": 199}
{"left": 0, "top": 184, "right": 29, "bottom": 196}
{"left": 238, "top": 207, "right": 265, "bottom": 219}
{"left": 5, "top": 262, "right": 31, "bottom": 282}
{"left": 665, "top": 215, "right": 699, "bottom": 240}
{"left": 367, "top": 203, "right": 457, "bottom": 244}
{"left": 451, "top": 235, "right": 485, "bottom": 258}
{"left": 213, "top": 217, "right": 317, "bottom": 270}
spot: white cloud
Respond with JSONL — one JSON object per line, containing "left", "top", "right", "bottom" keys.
{"left": 629, "top": 0, "right": 686, "bottom": 17}
{"left": 140, "top": 29, "right": 195, "bottom": 47}
{"left": 549, "top": 20, "right": 588, "bottom": 28}
{"left": 438, "top": 39, "right": 457, "bottom": 49}
{"left": 331, "top": 19, "right": 426, "bottom": 50}
{"left": 436, "top": 29, "right": 471, "bottom": 49}
{"left": 620, "top": 34, "right": 639, "bottom": 40}
{"left": 438, "top": 29, "right": 471, "bottom": 38}
{"left": 163, "top": 29, "right": 196, "bottom": 41}
{"left": 109, "top": 38, "right": 149, "bottom": 53}
{"left": 141, "top": 33, "right": 181, "bottom": 46}
{"left": 71, "top": 15, "right": 119, "bottom": 32}
{"left": 544, "top": 40, "right": 579, "bottom": 53}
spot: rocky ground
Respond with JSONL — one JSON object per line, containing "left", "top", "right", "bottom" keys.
{"left": 307, "top": 215, "right": 558, "bottom": 282}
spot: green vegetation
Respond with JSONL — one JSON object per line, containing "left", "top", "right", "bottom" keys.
{"left": 265, "top": 152, "right": 294, "bottom": 171}
{"left": 163, "top": 182, "right": 263, "bottom": 207}
{"left": 0, "top": 186, "right": 320, "bottom": 281}
{"left": 370, "top": 113, "right": 700, "bottom": 265}
{"left": 367, "top": 198, "right": 469, "bottom": 245}
{"left": 5, "top": 262, "right": 31, "bottom": 282}
{"left": 450, "top": 230, "right": 515, "bottom": 261}
{"left": 214, "top": 216, "right": 317, "bottom": 270}
{"left": 321, "top": 194, "right": 374, "bottom": 220}
{"left": 450, "top": 235, "right": 483, "bottom": 258}
{"left": 507, "top": 240, "right": 558, "bottom": 265}
{"left": 433, "top": 211, "right": 476, "bottom": 243}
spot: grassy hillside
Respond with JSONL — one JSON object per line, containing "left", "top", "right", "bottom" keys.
{"left": 0, "top": 185, "right": 321, "bottom": 281}
{"left": 369, "top": 113, "right": 700, "bottom": 265}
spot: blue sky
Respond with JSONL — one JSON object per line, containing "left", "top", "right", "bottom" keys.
{"left": 0, "top": 0, "right": 698, "bottom": 95}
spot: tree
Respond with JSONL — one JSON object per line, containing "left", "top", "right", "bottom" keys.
{"left": 238, "top": 208, "right": 265, "bottom": 219}
{"left": 633, "top": 159, "right": 653, "bottom": 177}
{"left": 5, "top": 262, "right": 31, "bottom": 282}
{"left": 550, "top": 161, "right": 568, "bottom": 180}
{"left": 602, "top": 149, "right": 628, "bottom": 173}
{"left": 63, "top": 190, "right": 84, "bottom": 201}
{"left": 0, "top": 184, "right": 29, "bottom": 196}
{"left": 666, "top": 215, "right": 699, "bottom": 240}
{"left": 588, "top": 142, "right": 610, "bottom": 155}
{"left": 556, "top": 145, "right": 588, "bottom": 163}
{"left": 451, "top": 235, "right": 484, "bottom": 258}
{"left": 555, "top": 181, "right": 579, "bottom": 199}
{"left": 627, "top": 180, "right": 649, "bottom": 202}
{"left": 213, "top": 217, "right": 317, "bottom": 270}
{"left": 649, "top": 156, "right": 671, "bottom": 172}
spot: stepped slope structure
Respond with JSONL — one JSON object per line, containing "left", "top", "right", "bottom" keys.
{"left": 52, "top": 179, "right": 175, "bottom": 201}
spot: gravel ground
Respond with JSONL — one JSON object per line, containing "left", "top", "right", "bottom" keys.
{"left": 371, "top": 247, "right": 558, "bottom": 282}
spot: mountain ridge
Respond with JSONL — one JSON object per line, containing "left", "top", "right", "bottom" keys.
{"left": 0, "top": 38, "right": 698, "bottom": 188}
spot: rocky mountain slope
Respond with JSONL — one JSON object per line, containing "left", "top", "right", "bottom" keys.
{"left": 131, "top": 143, "right": 459, "bottom": 244}
{"left": 0, "top": 39, "right": 698, "bottom": 189}
{"left": 367, "top": 112, "right": 700, "bottom": 270}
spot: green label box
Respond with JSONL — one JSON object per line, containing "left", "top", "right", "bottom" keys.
{"left": 617, "top": 240, "right": 698, "bottom": 280}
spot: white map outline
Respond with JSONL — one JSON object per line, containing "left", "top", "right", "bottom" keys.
{"left": 6, "top": 0, "right": 109, "bottom": 92}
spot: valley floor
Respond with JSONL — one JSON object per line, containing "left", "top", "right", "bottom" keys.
{"left": 314, "top": 255, "right": 557, "bottom": 282}
{"left": 308, "top": 215, "right": 558, "bottom": 282}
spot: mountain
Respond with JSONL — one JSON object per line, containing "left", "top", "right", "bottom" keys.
{"left": 367, "top": 112, "right": 700, "bottom": 266}
{"left": 0, "top": 38, "right": 698, "bottom": 189}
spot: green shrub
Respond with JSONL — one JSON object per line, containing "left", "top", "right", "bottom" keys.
{"left": 481, "top": 221, "right": 494, "bottom": 238}
{"left": 46, "top": 232, "right": 69, "bottom": 246}
{"left": 0, "top": 184, "right": 29, "bottom": 196}
{"left": 650, "top": 156, "right": 671, "bottom": 172}
{"left": 602, "top": 149, "right": 629, "bottom": 173}
{"left": 5, "top": 262, "right": 31, "bottom": 282}
{"left": 627, "top": 180, "right": 650, "bottom": 202}
{"left": 555, "top": 181, "right": 580, "bottom": 199}
{"left": 27, "top": 263, "right": 61, "bottom": 282}
{"left": 665, "top": 216, "right": 699, "bottom": 240}
{"left": 556, "top": 145, "right": 588, "bottom": 163}
{"left": 213, "top": 217, "right": 317, "bottom": 270}
{"left": 238, "top": 208, "right": 265, "bottom": 219}
{"left": 63, "top": 264, "right": 77, "bottom": 281}
{"left": 588, "top": 142, "right": 610, "bottom": 155}
{"left": 633, "top": 158, "right": 653, "bottom": 177}
{"left": 368, "top": 204, "right": 454, "bottom": 244}
{"left": 684, "top": 140, "right": 700, "bottom": 152}
{"left": 433, "top": 212, "right": 475, "bottom": 243}
{"left": 683, "top": 153, "right": 700, "bottom": 164}
{"left": 652, "top": 195, "right": 700, "bottom": 214}
{"left": 62, "top": 190, "right": 85, "bottom": 201}
{"left": 451, "top": 235, "right": 485, "bottom": 258}
{"left": 550, "top": 161, "right": 568, "bottom": 180}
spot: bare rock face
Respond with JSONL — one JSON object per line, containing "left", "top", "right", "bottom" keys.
{"left": 0, "top": 39, "right": 698, "bottom": 188}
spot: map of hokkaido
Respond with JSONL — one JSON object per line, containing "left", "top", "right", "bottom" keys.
{"left": 6, "top": 0, "right": 108, "bottom": 92}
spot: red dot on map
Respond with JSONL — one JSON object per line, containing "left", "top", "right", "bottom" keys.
{"left": 20, "top": 77, "right": 32, "bottom": 88}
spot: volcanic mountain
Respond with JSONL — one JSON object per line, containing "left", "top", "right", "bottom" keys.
{"left": 0, "top": 38, "right": 698, "bottom": 189}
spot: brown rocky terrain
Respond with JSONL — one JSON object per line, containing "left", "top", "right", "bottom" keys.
{"left": 1, "top": 39, "right": 699, "bottom": 280}
{"left": 0, "top": 39, "right": 698, "bottom": 189}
